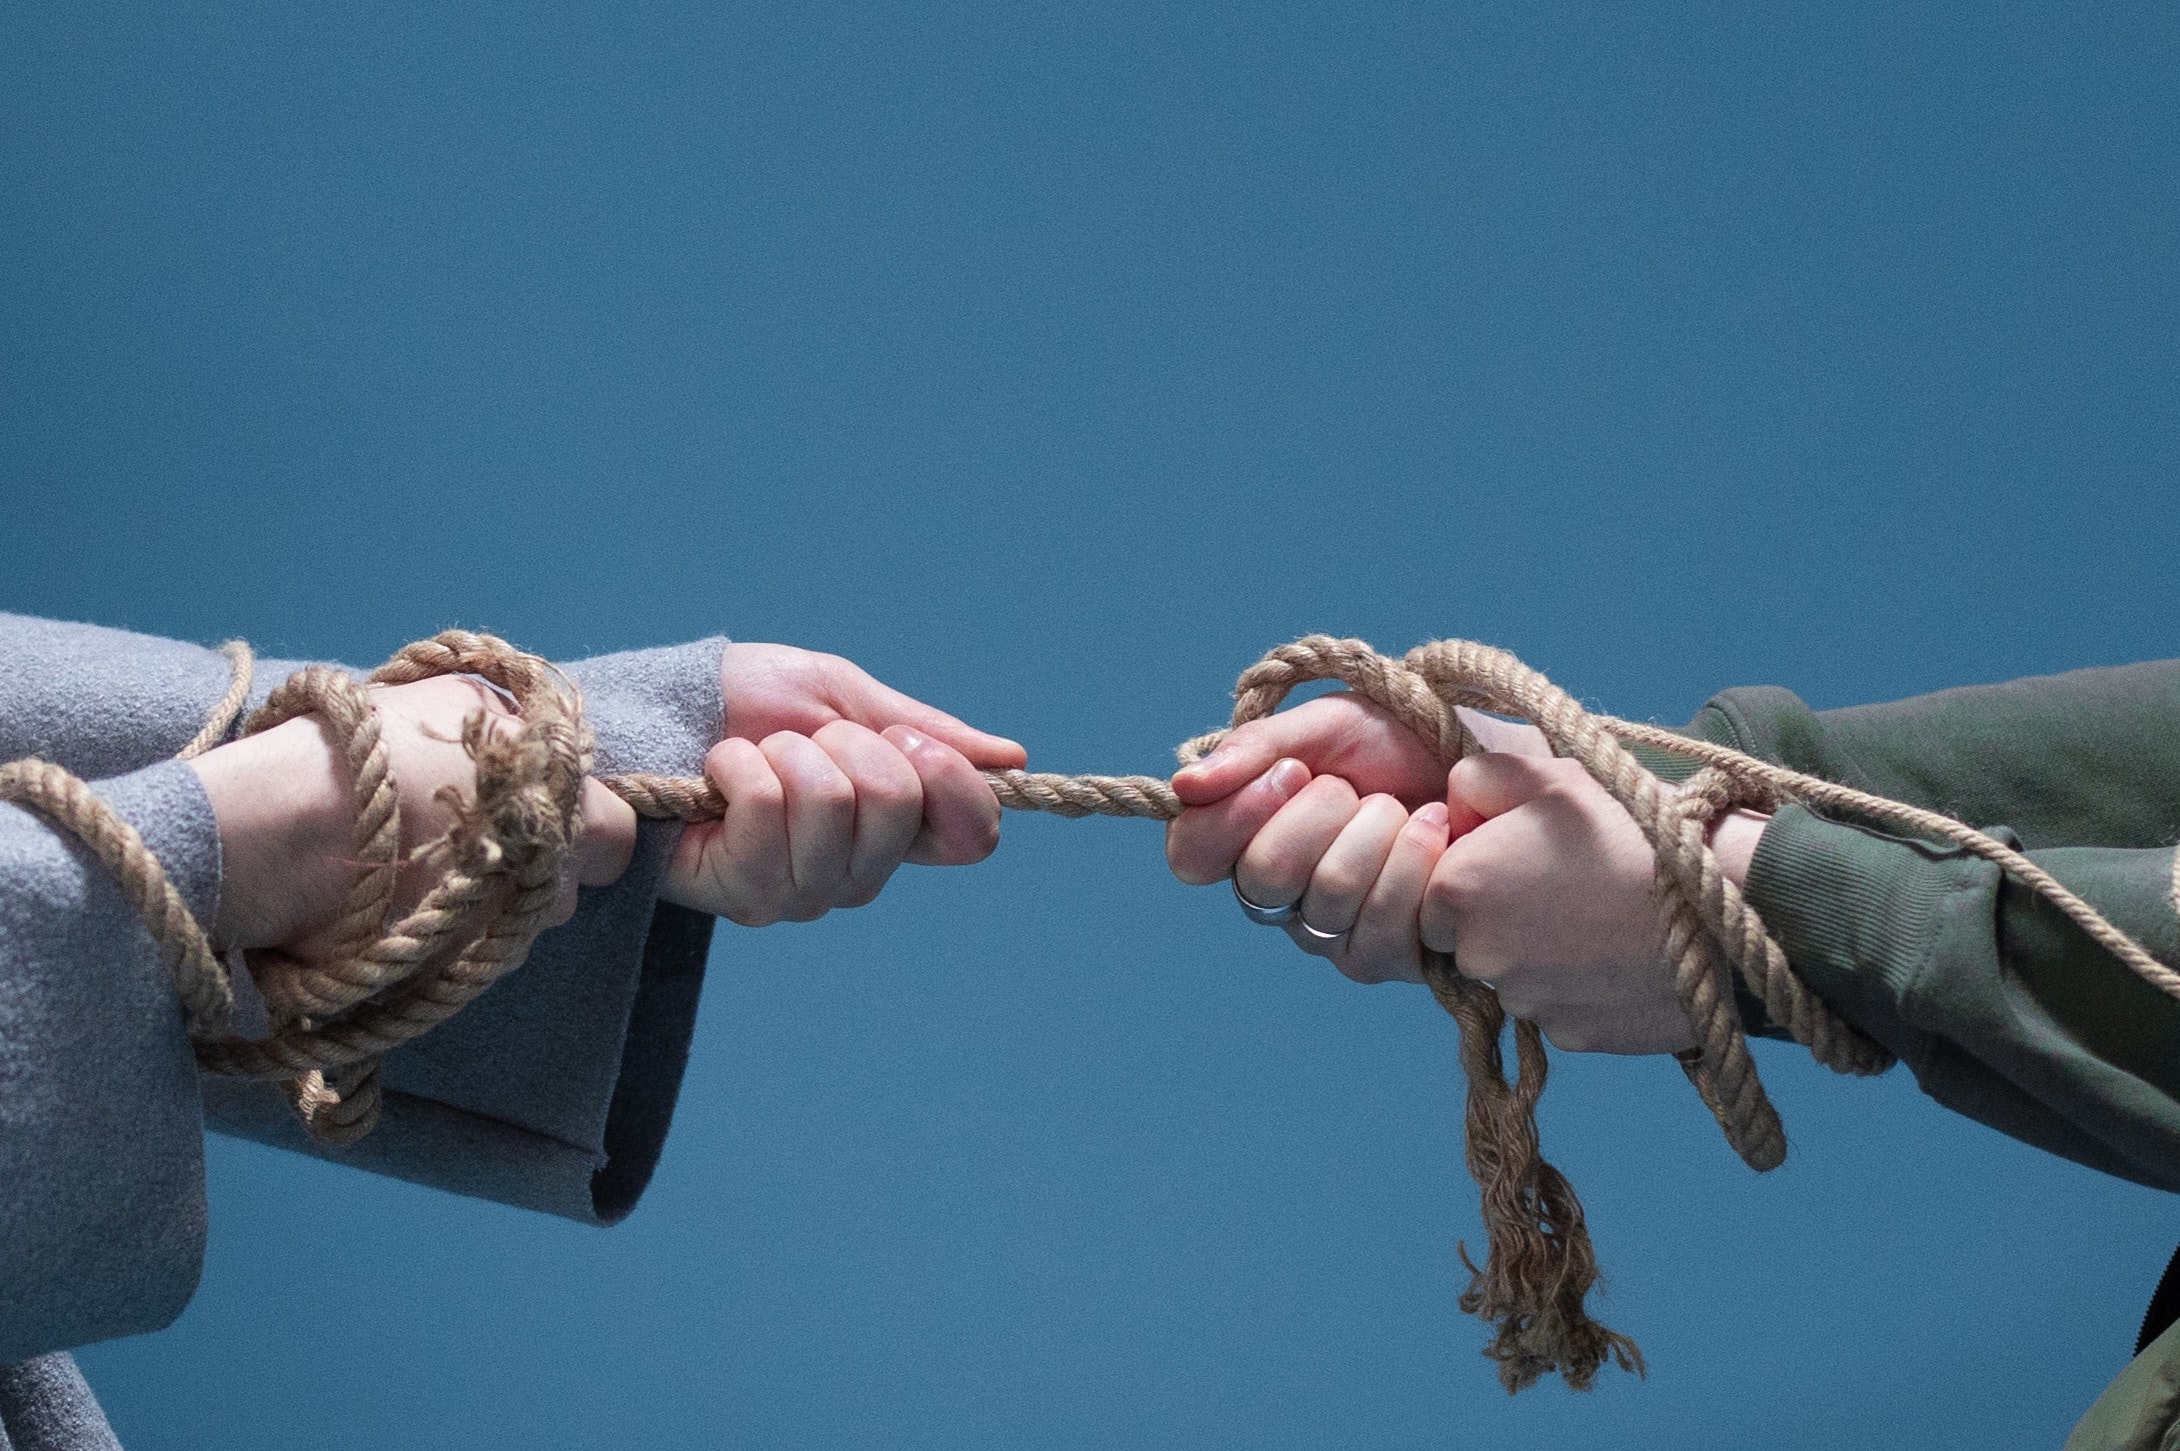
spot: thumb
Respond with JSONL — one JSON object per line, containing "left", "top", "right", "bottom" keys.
{"left": 1446, "top": 751, "right": 1565, "bottom": 822}
{"left": 828, "top": 665, "right": 1028, "bottom": 771}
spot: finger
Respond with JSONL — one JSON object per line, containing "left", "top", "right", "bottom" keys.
{"left": 1235, "top": 774, "right": 1362, "bottom": 910}
{"left": 704, "top": 736, "right": 790, "bottom": 925}
{"left": 812, "top": 720, "right": 923, "bottom": 901}
{"left": 1173, "top": 693, "right": 1457, "bottom": 810}
{"left": 1446, "top": 751, "right": 1572, "bottom": 822}
{"left": 574, "top": 777, "right": 638, "bottom": 888}
{"left": 545, "top": 873, "right": 581, "bottom": 930}
{"left": 1298, "top": 793, "right": 1410, "bottom": 938}
{"left": 1171, "top": 716, "right": 1315, "bottom": 805}
{"left": 825, "top": 659, "right": 1027, "bottom": 770}
{"left": 1170, "top": 697, "right": 1378, "bottom": 805}
{"left": 887, "top": 726, "right": 1004, "bottom": 866}
{"left": 1164, "top": 758, "right": 1312, "bottom": 886}
{"left": 761, "top": 732, "right": 857, "bottom": 914}
{"left": 1341, "top": 801, "right": 1451, "bottom": 985}
{"left": 1417, "top": 825, "right": 1495, "bottom": 963}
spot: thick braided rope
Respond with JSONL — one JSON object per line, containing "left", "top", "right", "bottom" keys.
{"left": 606, "top": 634, "right": 2178, "bottom": 1386}
{"left": 1, "top": 631, "right": 594, "bottom": 1146}
{"left": 237, "top": 667, "right": 405, "bottom": 1140}
{"left": 606, "top": 767, "right": 1186, "bottom": 823}
{"left": 15, "top": 629, "right": 2174, "bottom": 1386}
{"left": 194, "top": 634, "right": 594, "bottom": 1149}
{"left": 1602, "top": 717, "right": 2180, "bottom": 1008}
{"left": 0, "top": 759, "right": 236, "bottom": 1034}
{"left": 601, "top": 636, "right": 1648, "bottom": 1390}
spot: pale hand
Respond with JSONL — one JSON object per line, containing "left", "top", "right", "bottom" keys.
{"left": 189, "top": 674, "right": 639, "bottom": 964}
{"left": 1163, "top": 691, "right": 1767, "bottom": 1055}
{"left": 659, "top": 644, "right": 1026, "bottom": 927}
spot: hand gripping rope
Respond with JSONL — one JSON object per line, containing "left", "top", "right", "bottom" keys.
{"left": 6, "top": 630, "right": 2175, "bottom": 1390}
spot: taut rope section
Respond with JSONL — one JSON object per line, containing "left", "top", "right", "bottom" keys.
{"left": 5, "top": 631, "right": 2174, "bottom": 1393}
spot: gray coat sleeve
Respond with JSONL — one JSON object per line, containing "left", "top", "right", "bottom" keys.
{"left": 1, "top": 615, "right": 727, "bottom": 1367}
{"left": 199, "top": 638, "right": 729, "bottom": 1224}
{"left": 0, "top": 1353, "right": 122, "bottom": 1451}
{"left": 0, "top": 762, "right": 218, "bottom": 1363}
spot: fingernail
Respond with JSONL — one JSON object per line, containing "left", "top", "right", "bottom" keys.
{"left": 894, "top": 728, "right": 927, "bottom": 753}
{"left": 1414, "top": 801, "right": 1449, "bottom": 829}
{"left": 1267, "top": 758, "right": 1307, "bottom": 795}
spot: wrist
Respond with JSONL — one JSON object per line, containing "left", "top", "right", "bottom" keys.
{"left": 1456, "top": 708, "right": 1553, "bottom": 758}
{"left": 186, "top": 715, "right": 354, "bottom": 950}
{"left": 1708, "top": 807, "right": 1769, "bottom": 889}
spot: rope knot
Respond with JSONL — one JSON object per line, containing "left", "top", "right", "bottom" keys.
{"left": 19, "top": 626, "right": 2172, "bottom": 1391}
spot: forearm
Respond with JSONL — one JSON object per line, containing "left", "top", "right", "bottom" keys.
{"left": 1687, "top": 659, "right": 2180, "bottom": 850}
{"left": 1746, "top": 805, "right": 2180, "bottom": 1189}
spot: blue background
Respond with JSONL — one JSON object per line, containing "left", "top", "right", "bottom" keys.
{"left": 6, "top": 3, "right": 2177, "bottom": 1447}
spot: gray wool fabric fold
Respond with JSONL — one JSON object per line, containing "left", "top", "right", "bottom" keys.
{"left": 0, "top": 614, "right": 727, "bottom": 1445}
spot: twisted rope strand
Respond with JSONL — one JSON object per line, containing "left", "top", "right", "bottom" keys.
{"left": 175, "top": 640, "right": 254, "bottom": 761}
{"left": 14, "top": 630, "right": 2174, "bottom": 1389}
{"left": 0, "top": 758, "right": 234, "bottom": 1033}
{"left": 1602, "top": 717, "right": 2180, "bottom": 1006}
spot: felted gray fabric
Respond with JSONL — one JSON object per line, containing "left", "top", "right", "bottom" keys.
{"left": 0, "top": 762, "right": 216, "bottom": 1364}
{"left": 0, "top": 1354, "right": 122, "bottom": 1451}
{"left": 0, "top": 613, "right": 727, "bottom": 1442}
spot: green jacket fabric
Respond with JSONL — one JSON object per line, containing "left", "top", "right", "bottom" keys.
{"left": 1664, "top": 658, "right": 2180, "bottom": 1447}
{"left": 1670, "top": 659, "right": 2180, "bottom": 1190}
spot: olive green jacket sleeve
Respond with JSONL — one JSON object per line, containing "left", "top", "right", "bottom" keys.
{"left": 1669, "top": 660, "right": 2180, "bottom": 1192}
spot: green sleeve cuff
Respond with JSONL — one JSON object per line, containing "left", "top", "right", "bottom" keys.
{"left": 1740, "top": 802, "right": 1969, "bottom": 1064}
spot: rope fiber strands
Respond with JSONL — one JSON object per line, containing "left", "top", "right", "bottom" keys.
{"left": 6, "top": 631, "right": 2175, "bottom": 1393}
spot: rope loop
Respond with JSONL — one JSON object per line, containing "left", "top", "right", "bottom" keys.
{"left": 11, "top": 628, "right": 2173, "bottom": 1388}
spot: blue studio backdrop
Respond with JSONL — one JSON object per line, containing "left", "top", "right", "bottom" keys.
{"left": 5, "top": 4, "right": 2177, "bottom": 1448}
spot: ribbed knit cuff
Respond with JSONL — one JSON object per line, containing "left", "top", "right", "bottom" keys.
{"left": 1740, "top": 803, "right": 1987, "bottom": 1064}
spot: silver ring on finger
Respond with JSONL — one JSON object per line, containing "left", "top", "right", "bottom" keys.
{"left": 1232, "top": 874, "right": 1301, "bottom": 926}
{"left": 1296, "top": 913, "right": 1346, "bottom": 943}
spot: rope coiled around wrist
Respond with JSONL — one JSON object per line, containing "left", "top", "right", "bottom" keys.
{"left": 7, "top": 630, "right": 2173, "bottom": 1393}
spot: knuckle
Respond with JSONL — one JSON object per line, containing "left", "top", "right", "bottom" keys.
{"left": 741, "top": 775, "right": 786, "bottom": 814}
{"left": 1424, "top": 865, "right": 1478, "bottom": 913}
{"left": 866, "top": 773, "right": 922, "bottom": 819}
{"left": 1309, "top": 863, "right": 1365, "bottom": 907}
{"left": 1307, "top": 775, "right": 1359, "bottom": 809}
{"left": 1252, "top": 837, "right": 1314, "bottom": 887}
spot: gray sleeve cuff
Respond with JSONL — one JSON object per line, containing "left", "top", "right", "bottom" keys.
{"left": 202, "top": 637, "right": 727, "bottom": 1225}
{"left": 0, "top": 761, "right": 217, "bottom": 1361}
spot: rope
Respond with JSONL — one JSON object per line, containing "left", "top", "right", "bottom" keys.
{"left": 601, "top": 633, "right": 2177, "bottom": 1388}
{"left": 2, "top": 631, "right": 592, "bottom": 1146}
{"left": 4, "top": 630, "right": 2173, "bottom": 1392}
